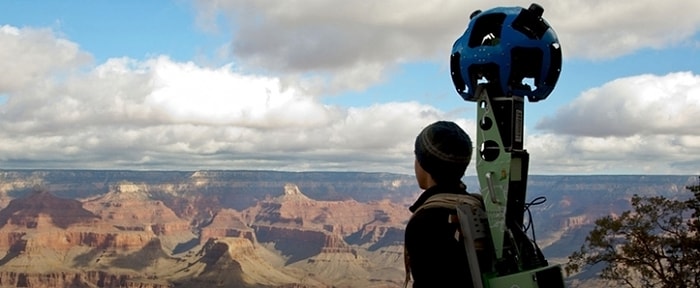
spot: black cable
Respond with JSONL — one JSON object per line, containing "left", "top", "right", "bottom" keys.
{"left": 523, "top": 196, "right": 547, "bottom": 243}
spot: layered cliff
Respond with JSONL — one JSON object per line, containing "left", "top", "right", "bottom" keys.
{"left": 83, "top": 182, "right": 190, "bottom": 231}
{"left": 0, "top": 191, "right": 159, "bottom": 254}
{"left": 0, "top": 179, "right": 412, "bottom": 287}
{"left": 0, "top": 170, "right": 685, "bottom": 287}
{"left": 0, "top": 190, "right": 100, "bottom": 229}
{"left": 0, "top": 190, "right": 173, "bottom": 287}
{"left": 238, "top": 183, "right": 409, "bottom": 286}
{"left": 199, "top": 209, "right": 256, "bottom": 244}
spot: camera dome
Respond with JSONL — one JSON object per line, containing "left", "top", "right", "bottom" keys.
{"left": 451, "top": 3, "right": 562, "bottom": 102}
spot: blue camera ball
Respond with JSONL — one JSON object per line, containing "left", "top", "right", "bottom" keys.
{"left": 451, "top": 3, "right": 562, "bottom": 102}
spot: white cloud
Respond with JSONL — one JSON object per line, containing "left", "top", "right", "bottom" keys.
{"left": 527, "top": 133, "right": 700, "bottom": 175}
{"left": 184, "top": 0, "right": 700, "bottom": 110}
{"left": 4, "top": 0, "right": 700, "bottom": 176}
{"left": 0, "top": 25, "right": 92, "bottom": 93}
{"left": 145, "top": 56, "right": 340, "bottom": 128}
{"left": 0, "top": 25, "right": 472, "bottom": 174}
{"left": 546, "top": 0, "right": 700, "bottom": 59}
{"left": 192, "top": 0, "right": 472, "bottom": 92}
{"left": 537, "top": 72, "right": 700, "bottom": 137}
{"left": 529, "top": 72, "right": 700, "bottom": 174}
{"left": 192, "top": 0, "right": 700, "bottom": 79}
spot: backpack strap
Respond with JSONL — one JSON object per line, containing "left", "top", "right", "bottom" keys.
{"left": 404, "top": 193, "right": 486, "bottom": 288}
{"left": 415, "top": 193, "right": 484, "bottom": 213}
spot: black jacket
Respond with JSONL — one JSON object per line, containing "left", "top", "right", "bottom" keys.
{"left": 405, "top": 183, "right": 474, "bottom": 287}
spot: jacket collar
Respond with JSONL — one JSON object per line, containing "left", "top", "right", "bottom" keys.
{"left": 409, "top": 182, "right": 467, "bottom": 213}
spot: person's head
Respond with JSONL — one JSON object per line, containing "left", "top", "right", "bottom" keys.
{"left": 414, "top": 121, "right": 472, "bottom": 189}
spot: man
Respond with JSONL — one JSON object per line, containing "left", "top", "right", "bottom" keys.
{"left": 404, "top": 120, "right": 475, "bottom": 287}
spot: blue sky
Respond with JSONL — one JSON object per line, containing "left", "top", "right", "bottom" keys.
{"left": 1, "top": 0, "right": 699, "bottom": 176}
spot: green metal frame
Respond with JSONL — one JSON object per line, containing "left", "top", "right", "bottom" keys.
{"left": 471, "top": 85, "right": 565, "bottom": 287}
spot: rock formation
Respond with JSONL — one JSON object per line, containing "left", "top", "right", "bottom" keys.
{"left": 0, "top": 179, "right": 413, "bottom": 287}
{"left": 199, "top": 209, "right": 255, "bottom": 244}
{"left": 0, "top": 170, "right": 686, "bottom": 287}
{"left": 0, "top": 190, "right": 100, "bottom": 229}
{"left": 82, "top": 182, "right": 193, "bottom": 237}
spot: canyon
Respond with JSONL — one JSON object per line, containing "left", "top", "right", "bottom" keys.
{"left": 0, "top": 170, "right": 696, "bottom": 287}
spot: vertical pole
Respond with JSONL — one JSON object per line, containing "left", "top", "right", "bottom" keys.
{"left": 474, "top": 84, "right": 528, "bottom": 261}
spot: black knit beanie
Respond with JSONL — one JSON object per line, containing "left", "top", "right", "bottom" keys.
{"left": 414, "top": 121, "right": 473, "bottom": 184}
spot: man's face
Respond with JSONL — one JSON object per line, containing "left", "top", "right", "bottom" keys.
{"left": 414, "top": 158, "right": 433, "bottom": 190}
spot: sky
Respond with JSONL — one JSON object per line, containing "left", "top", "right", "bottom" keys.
{"left": 0, "top": 0, "right": 699, "bottom": 176}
